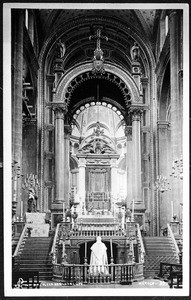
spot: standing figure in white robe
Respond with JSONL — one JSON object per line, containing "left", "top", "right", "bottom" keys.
{"left": 89, "top": 236, "right": 108, "bottom": 275}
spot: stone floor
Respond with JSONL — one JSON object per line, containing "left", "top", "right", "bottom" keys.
{"left": 40, "top": 278, "right": 169, "bottom": 289}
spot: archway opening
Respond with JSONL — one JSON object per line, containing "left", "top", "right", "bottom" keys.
{"left": 79, "top": 240, "right": 118, "bottom": 265}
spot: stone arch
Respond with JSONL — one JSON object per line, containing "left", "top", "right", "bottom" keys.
{"left": 54, "top": 62, "right": 141, "bottom": 106}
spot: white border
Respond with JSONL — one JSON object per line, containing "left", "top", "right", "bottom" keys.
{"left": 3, "top": 2, "right": 190, "bottom": 297}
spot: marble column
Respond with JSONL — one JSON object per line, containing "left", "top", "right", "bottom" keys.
{"left": 52, "top": 103, "right": 67, "bottom": 204}
{"left": 169, "top": 10, "right": 183, "bottom": 216}
{"left": 12, "top": 10, "right": 24, "bottom": 218}
{"left": 124, "top": 126, "right": 133, "bottom": 207}
{"left": 157, "top": 121, "right": 171, "bottom": 227}
{"left": 64, "top": 124, "right": 72, "bottom": 208}
{"left": 111, "top": 158, "right": 118, "bottom": 198}
{"left": 131, "top": 108, "right": 142, "bottom": 203}
{"left": 78, "top": 157, "right": 86, "bottom": 210}
{"left": 169, "top": 10, "right": 180, "bottom": 160}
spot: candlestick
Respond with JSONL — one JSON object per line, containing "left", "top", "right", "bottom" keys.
{"left": 63, "top": 202, "right": 65, "bottom": 220}
{"left": 20, "top": 201, "right": 23, "bottom": 218}
{"left": 110, "top": 238, "right": 113, "bottom": 258}
{"left": 132, "top": 199, "right": 134, "bottom": 221}
{"left": 171, "top": 201, "right": 174, "bottom": 220}
{"left": 85, "top": 241, "right": 87, "bottom": 258}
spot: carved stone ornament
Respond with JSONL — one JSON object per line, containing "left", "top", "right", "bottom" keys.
{"left": 92, "top": 48, "right": 105, "bottom": 74}
{"left": 129, "top": 105, "right": 145, "bottom": 121}
{"left": 130, "top": 42, "right": 140, "bottom": 62}
{"left": 64, "top": 124, "right": 72, "bottom": 136}
{"left": 52, "top": 103, "right": 68, "bottom": 119}
{"left": 86, "top": 159, "right": 110, "bottom": 165}
{"left": 124, "top": 126, "right": 132, "bottom": 141}
{"left": 89, "top": 28, "right": 108, "bottom": 74}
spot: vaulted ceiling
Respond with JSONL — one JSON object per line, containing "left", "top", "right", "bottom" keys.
{"left": 36, "top": 9, "right": 158, "bottom": 73}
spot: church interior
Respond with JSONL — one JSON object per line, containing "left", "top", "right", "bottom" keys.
{"left": 9, "top": 6, "right": 186, "bottom": 288}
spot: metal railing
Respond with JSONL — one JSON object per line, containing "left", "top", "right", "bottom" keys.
{"left": 50, "top": 223, "right": 60, "bottom": 263}
{"left": 158, "top": 262, "right": 182, "bottom": 280}
{"left": 13, "top": 223, "right": 30, "bottom": 258}
{"left": 136, "top": 224, "right": 145, "bottom": 263}
{"left": 72, "top": 222, "right": 124, "bottom": 237}
{"left": 167, "top": 223, "right": 180, "bottom": 260}
{"left": 53, "top": 263, "right": 134, "bottom": 285}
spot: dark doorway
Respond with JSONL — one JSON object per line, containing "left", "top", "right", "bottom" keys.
{"left": 79, "top": 239, "right": 117, "bottom": 264}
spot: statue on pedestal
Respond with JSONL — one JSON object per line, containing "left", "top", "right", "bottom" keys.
{"left": 27, "top": 188, "right": 37, "bottom": 212}
{"left": 89, "top": 236, "right": 108, "bottom": 275}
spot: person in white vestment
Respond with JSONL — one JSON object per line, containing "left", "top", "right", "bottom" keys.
{"left": 89, "top": 236, "right": 109, "bottom": 275}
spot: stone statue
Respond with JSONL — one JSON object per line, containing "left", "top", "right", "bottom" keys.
{"left": 57, "top": 39, "right": 66, "bottom": 58}
{"left": 89, "top": 236, "right": 108, "bottom": 275}
{"left": 27, "top": 188, "right": 37, "bottom": 212}
{"left": 130, "top": 42, "right": 140, "bottom": 62}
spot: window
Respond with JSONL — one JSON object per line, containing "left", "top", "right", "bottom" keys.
{"left": 165, "top": 15, "right": 169, "bottom": 36}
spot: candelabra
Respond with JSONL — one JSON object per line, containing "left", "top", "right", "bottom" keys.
{"left": 155, "top": 175, "right": 170, "bottom": 193}
{"left": 22, "top": 173, "right": 40, "bottom": 193}
{"left": 170, "top": 156, "right": 183, "bottom": 180}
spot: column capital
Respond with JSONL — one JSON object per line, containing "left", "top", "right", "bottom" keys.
{"left": 52, "top": 102, "right": 68, "bottom": 119}
{"left": 129, "top": 104, "right": 148, "bottom": 121}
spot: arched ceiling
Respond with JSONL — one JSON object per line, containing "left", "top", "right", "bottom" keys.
{"left": 36, "top": 9, "right": 157, "bottom": 74}
{"left": 37, "top": 9, "right": 156, "bottom": 41}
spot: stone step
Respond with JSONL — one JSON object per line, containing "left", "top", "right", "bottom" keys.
{"left": 19, "top": 265, "right": 52, "bottom": 272}
{"left": 20, "top": 256, "right": 51, "bottom": 260}
{"left": 22, "top": 249, "right": 51, "bottom": 253}
{"left": 19, "top": 269, "right": 53, "bottom": 280}
{"left": 19, "top": 262, "right": 52, "bottom": 267}
{"left": 19, "top": 259, "right": 52, "bottom": 263}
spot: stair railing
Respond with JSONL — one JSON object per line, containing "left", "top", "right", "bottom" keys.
{"left": 13, "top": 223, "right": 30, "bottom": 258}
{"left": 136, "top": 223, "right": 145, "bottom": 263}
{"left": 167, "top": 223, "right": 180, "bottom": 261}
{"left": 50, "top": 223, "right": 61, "bottom": 264}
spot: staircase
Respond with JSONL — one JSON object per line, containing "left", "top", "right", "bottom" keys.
{"left": 17, "top": 237, "right": 53, "bottom": 280}
{"left": 143, "top": 237, "right": 179, "bottom": 278}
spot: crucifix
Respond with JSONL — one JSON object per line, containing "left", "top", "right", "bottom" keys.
{"left": 89, "top": 28, "right": 108, "bottom": 51}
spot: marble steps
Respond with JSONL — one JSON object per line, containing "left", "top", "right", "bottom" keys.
{"left": 143, "top": 237, "right": 179, "bottom": 279}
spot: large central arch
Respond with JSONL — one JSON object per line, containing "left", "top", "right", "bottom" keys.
{"left": 54, "top": 62, "right": 141, "bottom": 107}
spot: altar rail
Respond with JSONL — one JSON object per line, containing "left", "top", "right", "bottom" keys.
{"left": 71, "top": 222, "right": 125, "bottom": 237}
{"left": 53, "top": 263, "right": 135, "bottom": 285}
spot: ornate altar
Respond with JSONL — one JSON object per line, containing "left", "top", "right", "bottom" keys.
{"left": 85, "top": 166, "right": 111, "bottom": 212}
{"left": 77, "top": 121, "right": 119, "bottom": 214}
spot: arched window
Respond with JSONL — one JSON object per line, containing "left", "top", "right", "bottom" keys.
{"left": 165, "top": 15, "right": 169, "bottom": 36}
{"left": 25, "top": 9, "right": 29, "bottom": 29}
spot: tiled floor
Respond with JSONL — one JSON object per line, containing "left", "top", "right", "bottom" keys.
{"left": 40, "top": 278, "right": 169, "bottom": 289}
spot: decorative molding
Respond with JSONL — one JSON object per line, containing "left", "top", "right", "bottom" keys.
{"left": 54, "top": 62, "right": 140, "bottom": 105}
{"left": 86, "top": 159, "right": 110, "bottom": 165}
{"left": 52, "top": 102, "right": 68, "bottom": 120}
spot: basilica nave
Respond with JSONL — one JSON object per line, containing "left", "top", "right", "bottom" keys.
{"left": 4, "top": 3, "right": 189, "bottom": 293}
